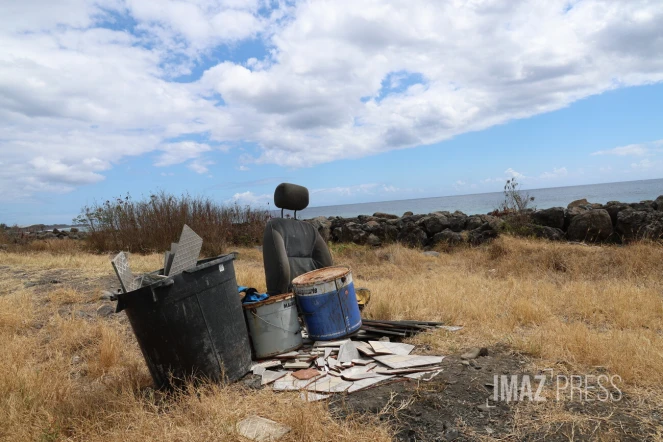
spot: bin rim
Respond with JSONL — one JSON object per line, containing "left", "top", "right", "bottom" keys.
{"left": 114, "top": 253, "right": 236, "bottom": 310}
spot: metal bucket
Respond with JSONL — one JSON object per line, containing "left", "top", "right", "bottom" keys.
{"left": 292, "top": 266, "right": 362, "bottom": 341}
{"left": 243, "top": 293, "right": 303, "bottom": 359}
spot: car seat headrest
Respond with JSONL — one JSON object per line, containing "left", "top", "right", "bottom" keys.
{"left": 274, "top": 183, "right": 309, "bottom": 211}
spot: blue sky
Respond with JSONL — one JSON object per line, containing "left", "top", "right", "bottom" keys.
{"left": 1, "top": 1, "right": 662, "bottom": 225}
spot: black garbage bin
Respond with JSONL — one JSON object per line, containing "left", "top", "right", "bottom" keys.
{"left": 115, "top": 254, "right": 251, "bottom": 389}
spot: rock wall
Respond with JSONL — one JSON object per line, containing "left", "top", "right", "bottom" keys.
{"left": 305, "top": 195, "right": 663, "bottom": 247}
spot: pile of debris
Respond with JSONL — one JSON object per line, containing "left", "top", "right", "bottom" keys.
{"left": 251, "top": 337, "right": 452, "bottom": 401}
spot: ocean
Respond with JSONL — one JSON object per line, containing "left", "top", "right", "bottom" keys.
{"left": 295, "top": 178, "right": 663, "bottom": 219}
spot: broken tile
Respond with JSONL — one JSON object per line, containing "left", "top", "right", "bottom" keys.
{"left": 373, "top": 354, "right": 445, "bottom": 369}
{"left": 299, "top": 391, "right": 331, "bottom": 402}
{"left": 315, "top": 357, "right": 326, "bottom": 368}
{"left": 314, "top": 340, "right": 348, "bottom": 347}
{"left": 342, "top": 372, "right": 378, "bottom": 381}
{"left": 253, "top": 366, "right": 266, "bottom": 376}
{"left": 283, "top": 360, "right": 311, "bottom": 370}
{"left": 251, "top": 360, "right": 282, "bottom": 371}
{"left": 327, "top": 357, "right": 338, "bottom": 369}
{"left": 337, "top": 341, "right": 360, "bottom": 363}
{"left": 404, "top": 369, "right": 444, "bottom": 381}
{"left": 272, "top": 374, "right": 314, "bottom": 391}
{"left": 347, "top": 375, "right": 394, "bottom": 393}
{"left": 307, "top": 375, "right": 353, "bottom": 393}
{"left": 261, "top": 370, "right": 288, "bottom": 386}
{"left": 324, "top": 348, "right": 332, "bottom": 359}
{"left": 374, "top": 365, "right": 443, "bottom": 375}
{"left": 292, "top": 368, "right": 322, "bottom": 381}
{"left": 275, "top": 351, "right": 299, "bottom": 359}
{"left": 237, "top": 415, "right": 291, "bottom": 442}
{"left": 351, "top": 358, "right": 374, "bottom": 366}
{"left": 369, "top": 341, "right": 415, "bottom": 355}
{"left": 356, "top": 342, "right": 377, "bottom": 357}
{"left": 341, "top": 362, "right": 353, "bottom": 368}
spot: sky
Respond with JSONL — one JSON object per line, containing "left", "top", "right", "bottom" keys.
{"left": 1, "top": 0, "right": 662, "bottom": 225}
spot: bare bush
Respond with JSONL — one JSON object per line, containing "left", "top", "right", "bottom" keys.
{"left": 74, "top": 191, "right": 270, "bottom": 255}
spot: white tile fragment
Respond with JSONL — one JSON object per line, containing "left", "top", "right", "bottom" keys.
{"left": 236, "top": 415, "right": 291, "bottom": 442}
{"left": 373, "top": 354, "right": 445, "bottom": 369}
{"left": 261, "top": 370, "right": 288, "bottom": 385}
{"left": 368, "top": 341, "right": 415, "bottom": 355}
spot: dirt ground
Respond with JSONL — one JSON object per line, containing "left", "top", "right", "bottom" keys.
{"left": 2, "top": 241, "right": 663, "bottom": 441}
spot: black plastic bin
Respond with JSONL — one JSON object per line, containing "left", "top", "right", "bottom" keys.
{"left": 115, "top": 254, "right": 251, "bottom": 389}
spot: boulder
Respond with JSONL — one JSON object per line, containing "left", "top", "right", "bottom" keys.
{"left": 416, "top": 215, "right": 450, "bottom": 236}
{"left": 402, "top": 211, "right": 414, "bottom": 217}
{"left": 397, "top": 223, "right": 428, "bottom": 248}
{"left": 340, "top": 222, "right": 367, "bottom": 244}
{"left": 617, "top": 209, "right": 662, "bottom": 241}
{"left": 629, "top": 201, "right": 655, "bottom": 212}
{"left": 526, "top": 224, "right": 565, "bottom": 241}
{"left": 431, "top": 229, "right": 463, "bottom": 246}
{"left": 654, "top": 195, "right": 663, "bottom": 211}
{"left": 564, "top": 206, "right": 588, "bottom": 230}
{"left": 531, "top": 207, "right": 565, "bottom": 229}
{"left": 380, "top": 224, "right": 400, "bottom": 243}
{"left": 567, "top": 199, "right": 589, "bottom": 209}
{"left": 567, "top": 209, "right": 613, "bottom": 242}
{"left": 468, "top": 223, "right": 499, "bottom": 246}
{"left": 448, "top": 212, "right": 468, "bottom": 232}
{"left": 466, "top": 215, "right": 484, "bottom": 231}
{"left": 366, "top": 234, "right": 382, "bottom": 247}
{"left": 373, "top": 212, "right": 399, "bottom": 219}
{"left": 604, "top": 202, "right": 630, "bottom": 226}
{"left": 306, "top": 216, "right": 332, "bottom": 242}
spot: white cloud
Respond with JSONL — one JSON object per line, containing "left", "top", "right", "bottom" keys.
{"left": 237, "top": 165, "right": 250, "bottom": 171}
{"left": 187, "top": 158, "right": 215, "bottom": 174}
{"left": 539, "top": 167, "right": 568, "bottom": 179}
{"left": 504, "top": 168, "right": 526, "bottom": 179}
{"left": 593, "top": 144, "right": 651, "bottom": 156}
{"left": 2, "top": 0, "right": 663, "bottom": 198}
{"left": 631, "top": 159, "right": 654, "bottom": 170}
{"left": 312, "top": 183, "right": 379, "bottom": 196}
{"left": 226, "top": 191, "right": 271, "bottom": 206}
{"left": 155, "top": 142, "right": 212, "bottom": 167}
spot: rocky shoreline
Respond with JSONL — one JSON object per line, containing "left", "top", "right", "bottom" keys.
{"left": 305, "top": 195, "right": 663, "bottom": 247}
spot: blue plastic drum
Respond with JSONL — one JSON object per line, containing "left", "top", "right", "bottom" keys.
{"left": 292, "top": 266, "right": 362, "bottom": 340}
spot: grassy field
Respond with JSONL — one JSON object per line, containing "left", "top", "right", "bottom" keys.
{"left": 1, "top": 236, "right": 662, "bottom": 440}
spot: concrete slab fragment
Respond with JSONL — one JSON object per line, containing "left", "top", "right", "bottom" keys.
{"left": 347, "top": 375, "right": 394, "bottom": 393}
{"left": 373, "top": 354, "right": 445, "bottom": 369}
{"left": 283, "top": 360, "right": 311, "bottom": 370}
{"left": 314, "top": 340, "right": 348, "bottom": 347}
{"left": 306, "top": 375, "right": 353, "bottom": 393}
{"left": 292, "top": 368, "right": 322, "bottom": 380}
{"left": 237, "top": 415, "right": 290, "bottom": 442}
{"left": 261, "top": 370, "right": 288, "bottom": 386}
{"left": 272, "top": 374, "right": 313, "bottom": 391}
{"left": 369, "top": 341, "right": 415, "bottom": 355}
{"left": 299, "top": 391, "right": 331, "bottom": 402}
{"left": 404, "top": 369, "right": 444, "bottom": 381}
{"left": 168, "top": 225, "right": 203, "bottom": 276}
{"left": 337, "top": 341, "right": 360, "bottom": 363}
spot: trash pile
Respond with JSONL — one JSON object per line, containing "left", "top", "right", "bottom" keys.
{"left": 251, "top": 336, "right": 455, "bottom": 401}
{"left": 108, "top": 222, "right": 462, "bottom": 396}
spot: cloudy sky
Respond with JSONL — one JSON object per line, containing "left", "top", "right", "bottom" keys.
{"left": 1, "top": 0, "right": 662, "bottom": 225}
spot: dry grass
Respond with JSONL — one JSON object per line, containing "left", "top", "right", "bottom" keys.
{"left": 1, "top": 236, "right": 662, "bottom": 440}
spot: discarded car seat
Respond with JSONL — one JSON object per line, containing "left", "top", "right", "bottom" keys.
{"left": 263, "top": 183, "right": 333, "bottom": 296}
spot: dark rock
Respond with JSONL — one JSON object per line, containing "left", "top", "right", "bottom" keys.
{"left": 466, "top": 215, "right": 484, "bottom": 231}
{"left": 363, "top": 220, "right": 380, "bottom": 230}
{"left": 380, "top": 224, "right": 400, "bottom": 243}
{"left": 654, "top": 195, "right": 663, "bottom": 210}
{"left": 567, "top": 209, "right": 613, "bottom": 242}
{"left": 567, "top": 199, "right": 589, "bottom": 209}
{"left": 70, "top": 227, "right": 79, "bottom": 233}
{"left": 340, "top": 222, "right": 367, "bottom": 244}
{"left": 448, "top": 213, "right": 468, "bottom": 232}
{"left": 96, "top": 305, "right": 115, "bottom": 317}
{"left": 417, "top": 215, "right": 450, "bottom": 236}
{"left": 69, "top": 234, "right": 80, "bottom": 240}
{"left": 629, "top": 201, "right": 655, "bottom": 211}
{"left": 532, "top": 207, "right": 565, "bottom": 229}
{"left": 604, "top": 202, "right": 630, "bottom": 226}
{"left": 468, "top": 223, "right": 498, "bottom": 246}
{"left": 331, "top": 227, "right": 342, "bottom": 241}
{"left": 564, "top": 206, "right": 588, "bottom": 230}
{"left": 617, "top": 209, "right": 663, "bottom": 241}
{"left": 431, "top": 229, "right": 463, "bottom": 246}
{"left": 366, "top": 234, "right": 381, "bottom": 247}
{"left": 402, "top": 211, "right": 414, "bottom": 217}
{"left": 373, "top": 212, "right": 399, "bottom": 219}
{"left": 52, "top": 228, "right": 60, "bottom": 234}
{"left": 397, "top": 223, "right": 427, "bottom": 248}
{"left": 306, "top": 216, "right": 332, "bottom": 242}
{"left": 526, "top": 224, "right": 565, "bottom": 241}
